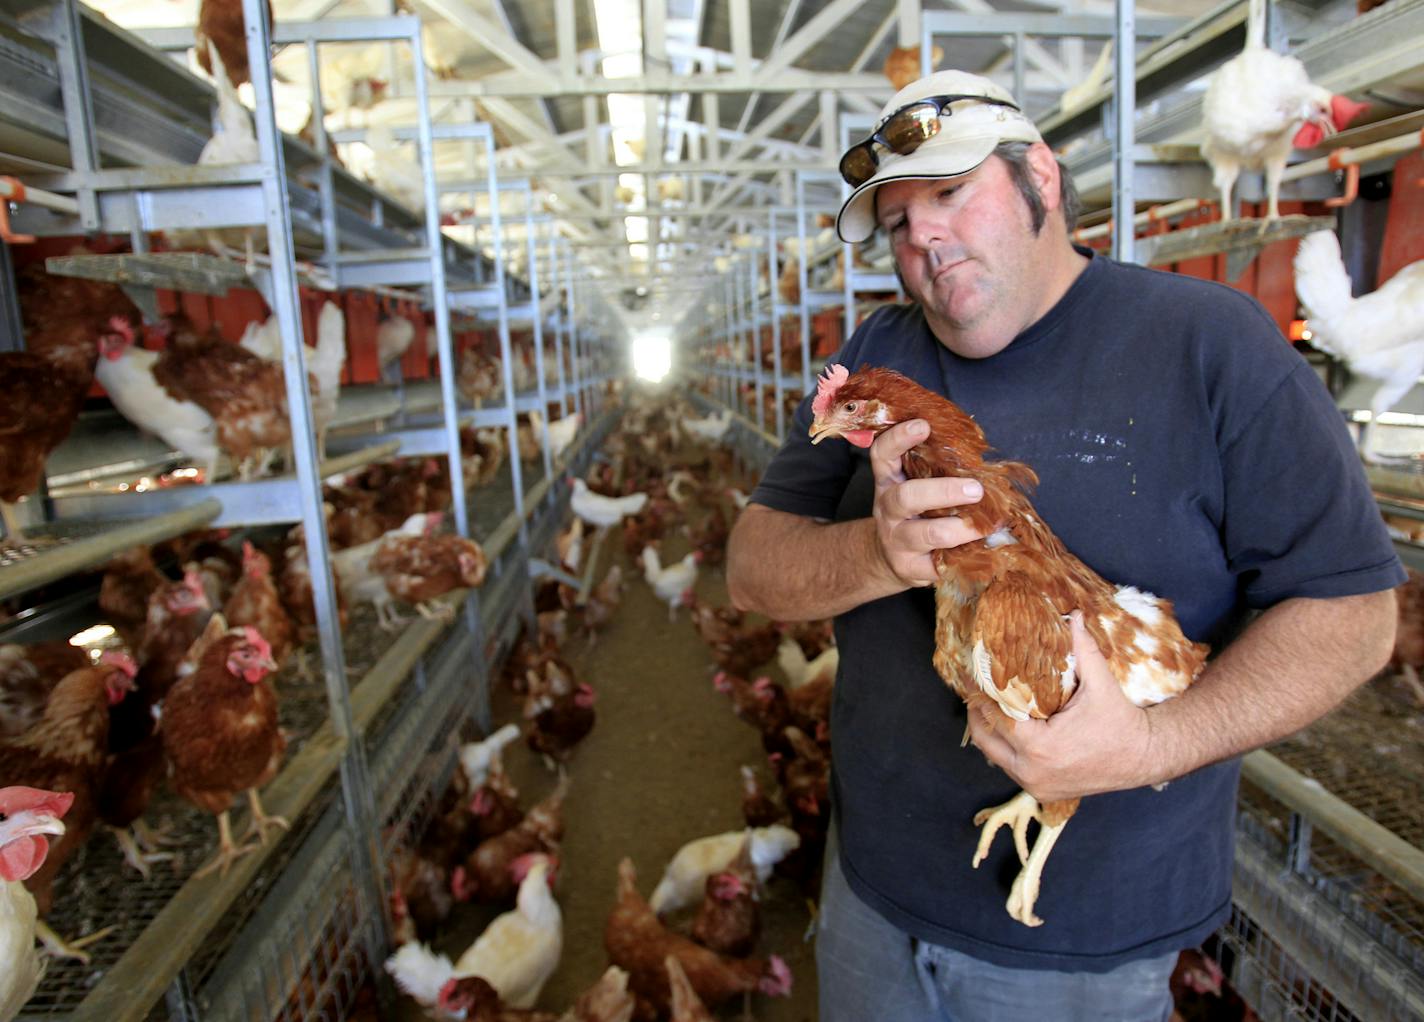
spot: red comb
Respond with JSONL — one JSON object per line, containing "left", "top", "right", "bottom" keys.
{"left": 812, "top": 364, "right": 849, "bottom": 418}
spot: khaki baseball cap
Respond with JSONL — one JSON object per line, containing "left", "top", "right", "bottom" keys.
{"left": 836, "top": 70, "right": 1042, "bottom": 243}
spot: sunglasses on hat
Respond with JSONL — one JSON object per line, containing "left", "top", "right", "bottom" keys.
{"left": 838, "top": 93, "right": 1023, "bottom": 188}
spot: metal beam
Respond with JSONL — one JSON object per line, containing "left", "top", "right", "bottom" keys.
{"left": 924, "top": 10, "right": 1183, "bottom": 37}
{"left": 729, "top": 0, "right": 752, "bottom": 76}
{"left": 755, "top": 0, "right": 870, "bottom": 84}
{"left": 426, "top": 69, "right": 891, "bottom": 98}
{"left": 418, "top": 0, "right": 549, "bottom": 80}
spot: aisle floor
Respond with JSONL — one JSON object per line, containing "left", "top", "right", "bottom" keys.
{"left": 399, "top": 525, "right": 820, "bottom": 1020}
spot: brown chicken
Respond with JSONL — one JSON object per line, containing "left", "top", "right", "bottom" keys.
{"left": 462, "top": 425, "right": 507, "bottom": 488}
{"left": 195, "top": 0, "right": 273, "bottom": 88}
{"left": 1, "top": 281, "right": 133, "bottom": 541}
{"left": 469, "top": 760, "right": 525, "bottom": 843}
{"left": 145, "top": 314, "right": 291, "bottom": 478}
{"left": 99, "top": 546, "right": 168, "bottom": 647}
{"left": 437, "top": 965, "right": 636, "bottom": 1022}
{"left": 369, "top": 529, "right": 488, "bottom": 618}
{"left": 809, "top": 364, "right": 1209, "bottom": 926}
{"left": 689, "top": 600, "right": 780, "bottom": 677}
{"left": 162, "top": 627, "right": 286, "bottom": 877}
{"left": 389, "top": 844, "right": 455, "bottom": 944}
{"left": 603, "top": 858, "right": 791, "bottom": 1019}
{"left": 712, "top": 672, "right": 793, "bottom": 758}
{"left": 689, "top": 841, "right": 760, "bottom": 957}
{"left": 580, "top": 564, "right": 624, "bottom": 644}
{"left": 0, "top": 651, "right": 137, "bottom": 957}
{"left": 459, "top": 777, "right": 567, "bottom": 904}
{"left": 1389, "top": 568, "right": 1424, "bottom": 706}
{"left": 685, "top": 505, "right": 729, "bottom": 568}
{"left": 664, "top": 957, "right": 714, "bottom": 1022}
{"left": 457, "top": 348, "right": 503, "bottom": 405}
{"left": 740, "top": 765, "right": 784, "bottom": 829}
{"left": 0, "top": 640, "right": 88, "bottom": 739}
{"left": 136, "top": 568, "right": 213, "bottom": 702}
{"left": 224, "top": 541, "right": 295, "bottom": 669}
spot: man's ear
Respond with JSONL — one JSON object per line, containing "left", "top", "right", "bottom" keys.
{"left": 1026, "top": 142, "right": 1061, "bottom": 213}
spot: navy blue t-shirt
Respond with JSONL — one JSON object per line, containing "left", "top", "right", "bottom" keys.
{"left": 750, "top": 251, "right": 1403, "bottom": 971}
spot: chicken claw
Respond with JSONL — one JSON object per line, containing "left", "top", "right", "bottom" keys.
{"left": 415, "top": 599, "right": 456, "bottom": 623}
{"left": 194, "top": 810, "right": 261, "bottom": 879}
{"left": 242, "top": 789, "right": 290, "bottom": 845}
{"left": 35, "top": 920, "right": 116, "bottom": 964}
{"left": 1003, "top": 820, "right": 1068, "bottom": 928}
{"left": 109, "top": 825, "right": 176, "bottom": 879}
{"left": 971, "top": 789, "right": 1038, "bottom": 868}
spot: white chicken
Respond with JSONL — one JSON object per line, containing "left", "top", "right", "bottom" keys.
{"left": 1200, "top": 0, "right": 1367, "bottom": 221}
{"left": 377, "top": 315, "right": 417, "bottom": 376}
{"left": 570, "top": 478, "right": 648, "bottom": 530}
{"left": 1, "top": 787, "right": 72, "bottom": 1021}
{"left": 528, "top": 411, "right": 581, "bottom": 464}
{"left": 1294, "top": 230, "right": 1424, "bottom": 461}
{"left": 648, "top": 824, "right": 801, "bottom": 916}
{"left": 457, "top": 723, "right": 521, "bottom": 790}
{"left": 385, "top": 853, "right": 562, "bottom": 1010}
{"left": 640, "top": 545, "right": 699, "bottom": 622}
{"left": 187, "top": 42, "right": 263, "bottom": 267}
{"left": 680, "top": 409, "right": 733, "bottom": 445}
{"left": 239, "top": 301, "right": 347, "bottom": 455}
{"left": 776, "top": 636, "right": 839, "bottom": 690}
{"left": 95, "top": 322, "right": 221, "bottom": 478}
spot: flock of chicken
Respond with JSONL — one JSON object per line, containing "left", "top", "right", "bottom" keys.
{"left": 0, "top": 445, "right": 495, "bottom": 1016}
{"left": 365, "top": 399, "right": 829, "bottom": 1021}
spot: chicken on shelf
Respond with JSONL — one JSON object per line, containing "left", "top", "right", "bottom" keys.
{"left": 0, "top": 652, "right": 137, "bottom": 961}
{"left": 1201, "top": 0, "right": 1366, "bottom": 220}
{"left": 1293, "top": 230, "right": 1424, "bottom": 463}
{"left": 195, "top": 0, "right": 272, "bottom": 88}
{"left": 1, "top": 787, "right": 73, "bottom": 1019}
{"left": 0, "top": 640, "right": 88, "bottom": 740}
{"left": 809, "top": 364, "right": 1209, "bottom": 927}
{"left": 162, "top": 625, "right": 286, "bottom": 878}
{"left": 2, "top": 272, "right": 138, "bottom": 544}
{"left": 223, "top": 541, "right": 296, "bottom": 671}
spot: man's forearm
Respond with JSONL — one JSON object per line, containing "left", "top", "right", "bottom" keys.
{"left": 727, "top": 505, "right": 908, "bottom": 619}
{"left": 1144, "top": 590, "right": 1396, "bottom": 782}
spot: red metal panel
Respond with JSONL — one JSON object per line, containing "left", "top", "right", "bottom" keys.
{"left": 1377, "top": 150, "right": 1424, "bottom": 286}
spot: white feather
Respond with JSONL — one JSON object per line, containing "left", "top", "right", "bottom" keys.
{"left": 648, "top": 825, "right": 800, "bottom": 916}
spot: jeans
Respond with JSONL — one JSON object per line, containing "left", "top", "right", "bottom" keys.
{"left": 816, "top": 828, "right": 1177, "bottom": 1022}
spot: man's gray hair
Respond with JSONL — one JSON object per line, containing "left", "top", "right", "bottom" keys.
{"left": 996, "top": 141, "right": 1081, "bottom": 234}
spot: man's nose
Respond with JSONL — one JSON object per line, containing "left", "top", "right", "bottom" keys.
{"left": 905, "top": 208, "right": 946, "bottom": 250}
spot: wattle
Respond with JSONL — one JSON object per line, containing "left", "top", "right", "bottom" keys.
{"left": 845, "top": 429, "right": 876, "bottom": 448}
{"left": 0, "top": 834, "right": 47, "bottom": 882}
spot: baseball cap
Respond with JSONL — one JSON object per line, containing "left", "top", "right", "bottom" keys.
{"left": 836, "top": 70, "right": 1043, "bottom": 243}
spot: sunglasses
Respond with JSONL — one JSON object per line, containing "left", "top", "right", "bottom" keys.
{"left": 839, "top": 94, "right": 1022, "bottom": 188}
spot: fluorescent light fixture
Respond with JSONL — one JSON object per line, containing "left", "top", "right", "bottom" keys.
{"left": 632, "top": 333, "right": 671, "bottom": 382}
{"left": 70, "top": 623, "right": 116, "bottom": 648}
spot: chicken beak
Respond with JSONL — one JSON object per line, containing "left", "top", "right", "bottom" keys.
{"left": 260, "top": 656, "right": 278, "bottom": 672}
{"left": 0, "top": 807, "right": 67, "bottom": 844}
{"left": 808, "top": 420, "right": 836, "bottom": 445}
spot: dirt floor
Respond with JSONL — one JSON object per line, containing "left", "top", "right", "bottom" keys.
{"left": 401, "top": 490, "right": 821, "bottom": 1020}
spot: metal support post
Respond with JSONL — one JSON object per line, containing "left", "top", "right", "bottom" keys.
{"left": 749, "top": 247, "right": 764, "bottom": 432}
{"left": 1111, "top": 0, "right": 1135, "bottom": 264}
{"left": 794, "top": 175, "right": 812, "bottom": 396}
{"left": 412, "top": 33, "right": 472, "bottom": 540}
{"left": 0, "top": 240, "right": 22, "bottom": 349}
{"left": 769, "top": 214, "right": 785, "bottom": 439}
{"left": 52, "top": 0, "right": 102, "bottom": 229}
{"left": 524, "top": 195, "right": 553, "bottom": 482}
{"left": 240, "top": 0, "right": 392, "bottom": 983}
{"left": 305, "top": 41, "right": 341, "bottom": 271}
{"left": 556, "top": 239, "right": 571, "bottom": 418}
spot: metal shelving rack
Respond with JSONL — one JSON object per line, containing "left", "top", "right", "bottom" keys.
{"left": 1, "top": 1, "right": 624, "bottom": 1018}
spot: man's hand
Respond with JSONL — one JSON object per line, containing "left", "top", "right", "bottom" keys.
{"left": 870, "top": 419, "right": 986, "bottom": 587}
{"left": 967, "top": 611, "right": 1159, "bottom": 801}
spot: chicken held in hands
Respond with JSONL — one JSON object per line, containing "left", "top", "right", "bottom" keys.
{"left": 1, "top": 787, "right": 73, "bottom": 1020}
{"left": 809, "top": 363, "right": 1209, "bottom": 926}
{"left": 162, "top": 627, "right": 286, "bottom": 878}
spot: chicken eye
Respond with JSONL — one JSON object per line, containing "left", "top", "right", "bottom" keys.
{"left": 844, "top": 402, "right": 858, "bottom": 413}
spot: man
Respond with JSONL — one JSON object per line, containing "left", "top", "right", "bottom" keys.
{"left": 727, "top": 69, "right": 1400, "bottom": 1021}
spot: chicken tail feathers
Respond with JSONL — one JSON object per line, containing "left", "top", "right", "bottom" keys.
{"left": 1293, "top": 231, "right": 1352, "bottom": 351}
{"left": 383, "top": 942, "right": 454, "bottom": 1007}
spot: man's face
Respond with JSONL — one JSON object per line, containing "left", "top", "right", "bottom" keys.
{"left": 876, "top": 153, "right": 1053, "bottom": 359}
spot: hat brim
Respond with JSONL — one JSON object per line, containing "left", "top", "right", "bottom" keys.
{"left": 835, "top": 132, "right": 1001, "bottom": 244}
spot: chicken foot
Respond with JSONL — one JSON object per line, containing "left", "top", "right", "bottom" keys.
{"left": 971, "top": 790, "right": 1077, "bottom": 927}
{"left": 109, "top": 824, "right": 176, "bottom": 879}
{"left": 194, "top": 809, "right": 262, "bottom": 879}
{"left": 1, "top": 500, "right": 27, "bottom": 547}
{"left": 415, "top": 599, "right": 456, "bottom": 623}
{"left": 241, "top": 788, "right": 290, "bottom": 845}
{"left": 35, "top": 919, "right": 116, "bottom": 964}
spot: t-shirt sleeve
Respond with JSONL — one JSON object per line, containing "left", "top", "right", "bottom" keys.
{"left": 1220, "top": 360, "right": 1405, "bottom": 605}
{"left": 747, "top": 313, "right": 887, "bottom": 519}
{"left": 749, "top": 386, "right": 857, "bottom": 520}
